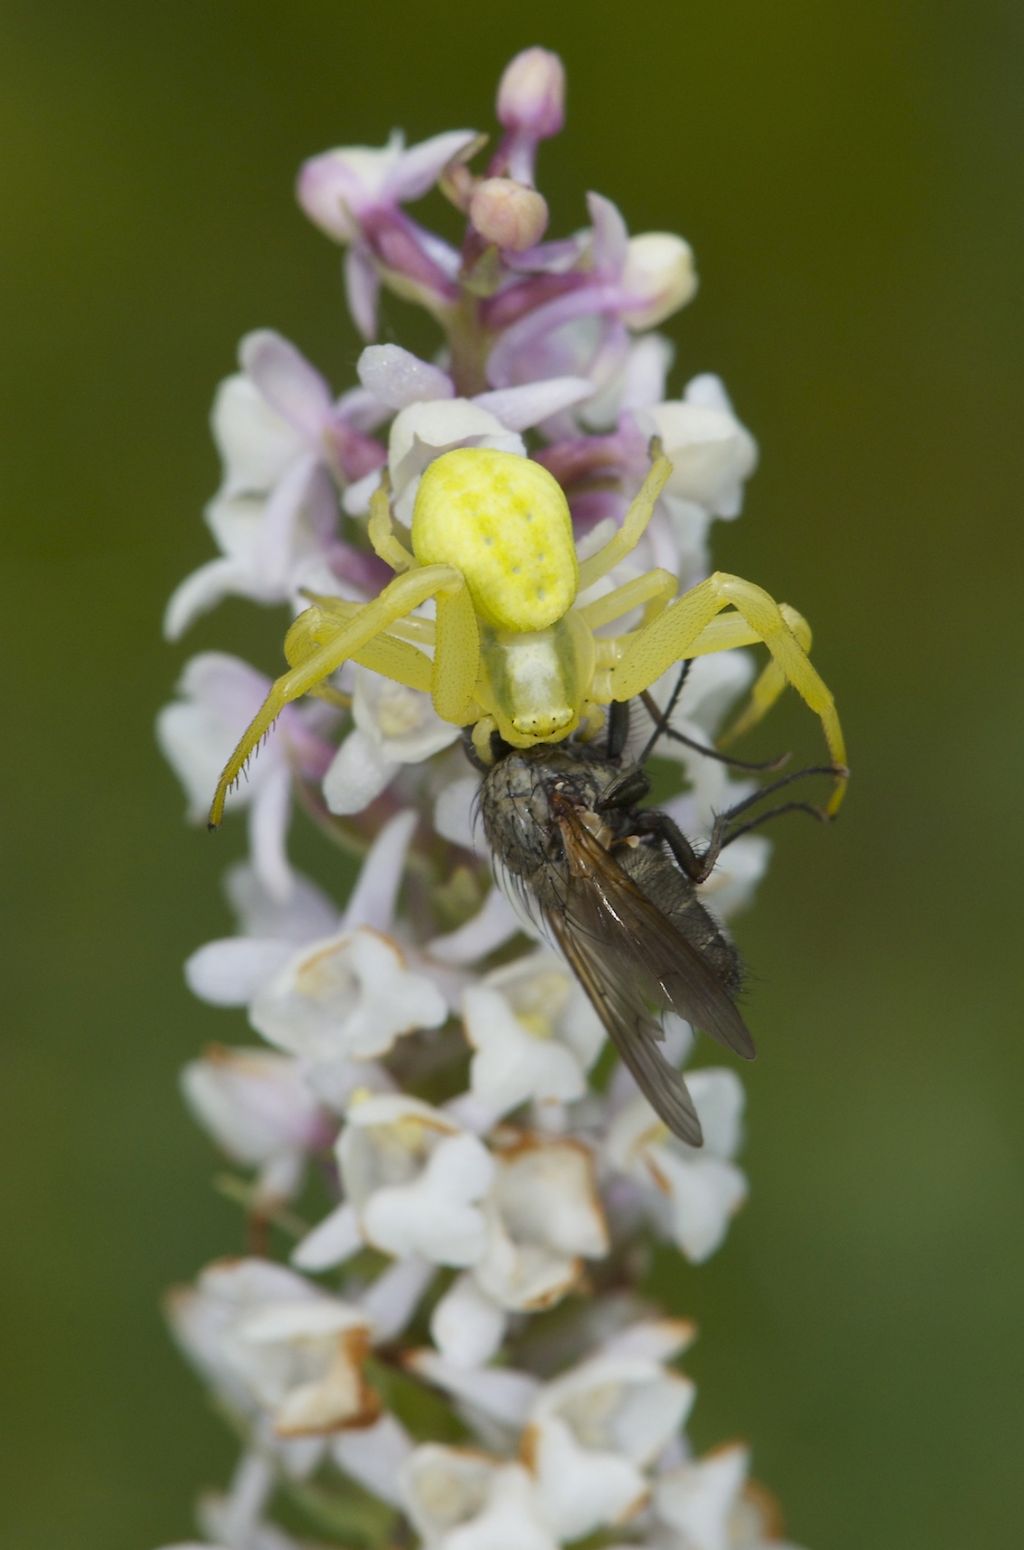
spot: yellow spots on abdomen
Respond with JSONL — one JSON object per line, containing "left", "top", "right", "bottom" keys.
{"left": 411, "top": 447, "right": 578, "bottom": 632}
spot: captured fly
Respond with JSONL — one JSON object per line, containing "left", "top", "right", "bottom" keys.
{"left": 476, "top": 669, "right": 839, "bottom": 1146}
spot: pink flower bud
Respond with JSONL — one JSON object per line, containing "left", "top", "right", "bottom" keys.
{"left": 497, "top": 47, "right": 566, "bottom": 139}
{"left": 469, "top": 177, "right": 549, "bottom": 252}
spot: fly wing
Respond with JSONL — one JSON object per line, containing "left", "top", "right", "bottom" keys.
{"left": 543, "top": 807, "right": 757, "bottom": 1144}
{"left": 557, "top": 808, "right": 756, "bottom": 1062}
{"left": 548, "top": 907, "right": 704, "bottom": 1146}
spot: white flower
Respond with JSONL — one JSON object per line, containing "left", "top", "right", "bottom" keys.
{"left": 404, "top": 1344, "right": 541, "bottom": 1439}
{"left": 323, "top": 665, "right": 463, "bottom": 815}
{"left": 606, "top": 1071, "right": 748, "bottom": 1263}
{"left": 620, "top": 232, "right": 698, "bottom": 330}
{"left": 640, "top": 373, "right": 758, "bottom": 526}
{"left": 421, "top": 1129, "right": 610, "bottom": 1377}
{"left": 332, "top": 1412, "right": 414, "bottom": 1507}
{"left": 429, "top": 1272, "right": 508, "bottom": 1369}
{"left": 181, "top": 1046, "right": 328, "bottom": 1204}
{"left": 462, "top": 952, "right": 604, "bottom": 1118}
{"left": 427, "top": 881, "right": 522, "bottom": 967}
{"left": 190, "top": 1451, "right": 300, "bottom": 1550}
{"left": 401, "top": 1447, "right": 559, "bottom": 1550}
{"left": 338, "top": 1095, "right": 494, "bottom": 1267}
{"left": 523, "top": 1335, "right": 695, "bottom": 1542}
{"left": 184, "top": 863, "right": 339, "bottom": 1009}
{"left": 184, "top": 811, "right": 437, "bottom": 1088}
{"left": 166, "top": 1258, "right": 378, "bottom": 1438}
{"left": 432, "top": 772, "right": 485, "bottom": 852}
{"left": 654, "top": 1443, "right": 778, "bottom": 1550}
{"left": 474, "top": 1133, "right": 609, "bottom": 1312}
{"left": 249, "top": 926, "right": 447, "bottom": 1063}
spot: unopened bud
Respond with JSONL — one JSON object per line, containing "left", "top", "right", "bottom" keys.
{"left": 620, "top": 233, "right": 698, "bottom": 330}
{"left": 497, "top": 47, "right": 566, "bottom": 139}
{"left": 469, "top": 177, "right": 549, "bottom": 252}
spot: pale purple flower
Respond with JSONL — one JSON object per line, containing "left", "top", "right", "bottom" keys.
{"left": 483, "top": 194, "right": 696, "bottom": 396}
{"left": 297, "top": 129, "right": 477, "bottom": 337}
{"left": 181, "top": 1046, "right": 330, "bottom": 1204}
{"left": 494, "top": 47, "right": 566, "bottom": 184}
{"left": 342, "top": 343, "right": 595, "bottom": 521}
{"left": 157, "top": 653, "right": 334, "bottom": 902}
{"left": 165, "top": 331, "right": 387, "bottom": 639}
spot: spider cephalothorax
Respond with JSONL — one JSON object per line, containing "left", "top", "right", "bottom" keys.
{"left": 208, "top": 444, "right": 847, "bottom": 827}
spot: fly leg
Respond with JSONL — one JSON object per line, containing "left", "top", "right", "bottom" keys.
{"left": 629, "top": 807, "right": 709, "bottom": 882}
{"left": 637, "top": 659, "right": 787, "bottom": 772}
{"left": 702, "top": 764, "right": 845, "bottom": 871}
{"left": 633, "top": 764, "right": 845, "bottom": 882}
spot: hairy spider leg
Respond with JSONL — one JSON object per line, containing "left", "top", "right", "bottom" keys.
{"left": 296, "top": 592, "right": 438, "bottom": 647}
{"left": 713, "top": 604, "right": 811, "bottom": 748}
{"left": 631, "top": 763, "right": 840, "bottom": 884}
{"left": 208, "top": 562, "right": 471, "bottom": 827}
{"left": 575, "top": 445, "right": 673, "bottom": 591}
{"left": 611, "top": 572, "right": 847, "bottom": 814}
{"left": 285, "top": 601, "right": 434, "bottom": 697}
{"left": 367, "top": 473, "right": 414, "bottom": 572}
{"left": 577, "top": 568, "right": 677, "bottom": 632}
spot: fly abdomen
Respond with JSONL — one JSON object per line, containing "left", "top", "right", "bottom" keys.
{"left": 617, "top": 842, "right": 743, "bottom": 997}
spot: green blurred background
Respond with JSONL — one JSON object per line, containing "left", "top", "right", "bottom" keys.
{"left": 5, "top": 1, "right": 1022, "bottom": 1545}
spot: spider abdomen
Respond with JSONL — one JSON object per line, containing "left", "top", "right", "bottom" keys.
{"left": 412, "top": 447, "right": 578, "bottom": 632}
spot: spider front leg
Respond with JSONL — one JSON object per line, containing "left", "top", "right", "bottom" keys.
{"left": 576, "top": 443, "right": 672, "bottom": 591}
{"left": 610, "top": 571, "right": 848, "bottom": 814}
{"left": 285, "top": 600, "right": 434, "bottom": 698}
{"left": 208, "top": 562, "right": 472, "bottom": 827}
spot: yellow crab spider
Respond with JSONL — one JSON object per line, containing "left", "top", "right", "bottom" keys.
{"left": 208, "top": 445, "right": 847, "bottom": 827}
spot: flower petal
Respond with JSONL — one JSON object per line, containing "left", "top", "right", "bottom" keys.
{"left": 383, "top": 129, "right": 478, "bottom": 202}
{"left": 431, "top": 1272, "right": 506, "bottom": 1368}
{"left": 211, "top": 375, "right": 302, "bottom": 497}
{"left": 345, "top": 243, "right": 381, "bottom": 340}
{"left": 292, "top": 1202, "right": 361, "bottom": 1272}
{"left": 322, "top": 729, "right": 397, "bottom": 816}
{"left": 239, "top": 331, "right": 332, "bottom": 440}
{"left": 357, "top": 343, "right": 454, "bottom": 409}
{"left": 247, "top": 760, "right": 295, "bottom": 904}
{"left": 473, "top": 375, "right": 594, "bottom": 431}
{"left": 185, "top": 939, "right": 294, "bottom": 1006}
{"left": 334, "top": 1413, "right": 413, "bottom": 1507}
{"left": 341, "top": 808, "right": 418, "bottom": 932}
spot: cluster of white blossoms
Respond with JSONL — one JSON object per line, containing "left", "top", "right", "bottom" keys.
{"left": 158, "top": 47, "right": 806, "bottom": 1550}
